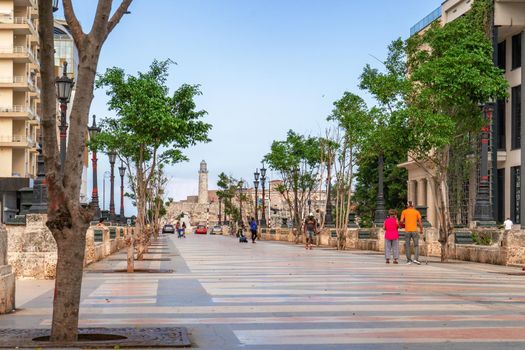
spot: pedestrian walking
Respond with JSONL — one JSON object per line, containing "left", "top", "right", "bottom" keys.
{"left": 400, "top": 201, "right": 423, "bottom": 265}
{"left": 176, "top": 222, "right": 183, "bottom": 238}
{"left": 304, "top": 213, "right": 318, "bottom": 250}
{"left": 250, "top": 217, "right": 258, "bottom": 243}
{"left": 182, "top": 222, "right": 187, "bottom": 238}
{"left": 383, "top": 209, "right": 399, "bottom": 264}
{"left": 504, "top": 217, "right": 513, "bottom": 233}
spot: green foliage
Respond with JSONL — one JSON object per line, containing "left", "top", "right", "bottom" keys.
{"left": 216, "top": 172, "right": 242, "bottom": 223}
{"left": 472, "top": 231, "right": 492, "bottom": 245}
{"left": 264, "top": 130, "right": 321, "bottom": 226}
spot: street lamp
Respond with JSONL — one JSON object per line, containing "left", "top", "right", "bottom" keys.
{"left": 118, "top": 160, "right": 126, "bottom": 223}
{"left": 260, "top": 164, "right": 267, "bottom": 227}
{"left": 55, "top": 61, "right": 74, "bottom": 174}
{"left": 88, "top": 115, "right": 101, "bottom": 218}
{"left": 374, "top": 154, "right": 387, "bottom": 226}
{"left": 102, "top": 170, "right": 110, "bottom": 213}
{"left": 108, "top": 150, "right": 117, "bottom": 220}
{"left": 238, "top": 180, "right": 244, "bottom": 226}
{"left": 254, "top": 169, "right": 260, "bottom": 224}
{"left": 474, "top": 102, "right": 496, "bottom": 226}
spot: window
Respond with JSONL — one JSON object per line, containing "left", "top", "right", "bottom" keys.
{"left": 512, "top": 33, "right": 521, "bottom": 70}
{"left": 498, "top": 40, "right": 506, "bottom": 71}
{"left": 497, "top": 99, "right": 506, "bottom": 150}
{"left": 511, "top": 166, "right": 521, "bottom": 224}
{"left": 511, "top": 86, "right": 521, "bottom": 150}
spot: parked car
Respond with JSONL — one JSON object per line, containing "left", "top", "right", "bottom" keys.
{"left": 210, "top": 225, "right": 222, "bottom": 235}
{"left": 162, "top": 224, "right": 175, "bottom": 234}
{"left": 195, "top": 224, "right": 207, "bottom": 235}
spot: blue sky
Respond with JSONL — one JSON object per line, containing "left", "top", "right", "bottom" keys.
{"left": 61, "top": 0, "right": 441, "bottom": 214}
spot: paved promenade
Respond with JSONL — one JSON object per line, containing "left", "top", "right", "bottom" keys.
{"left": 3, "top": 234, "right": 525, "bottom": 349}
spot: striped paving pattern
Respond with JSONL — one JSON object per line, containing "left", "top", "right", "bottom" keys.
{"left": 4, "top": 235, "right": 525, "bottom": 349}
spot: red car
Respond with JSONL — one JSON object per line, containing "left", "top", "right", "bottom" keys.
{"left": 195, "top": 225, "right": 207, "bottom": 234}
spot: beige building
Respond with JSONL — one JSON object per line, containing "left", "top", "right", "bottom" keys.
{"left": 404, "top": 0, "right": 525, "bottom": 228}
{"left": 0, "top": 0, "right": 40, "bottom": 221}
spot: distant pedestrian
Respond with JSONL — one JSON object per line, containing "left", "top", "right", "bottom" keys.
{"left": 176, "top": 222, "right": 183, "bottom": 238}
{"left": 400, "top": 201, "right": 423, "bottom": 265}
{"left": 250, "top": 217, "right": 258, "bottom": 243}
{"left": 504, "top": 217, "right": 513, "bottom": 233}
{"left": 182, "top": 222, "right": 187, "bottom": 238}
{"left": 304, "top": 213, "right": 318, "bottom": 250}
{"left": 383, "top": 209, "right": 399, "bottom": 264}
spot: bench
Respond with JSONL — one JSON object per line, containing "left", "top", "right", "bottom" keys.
{"left": 455, "top": 231, "right": 474, "bottom": 244}
{"left": 94, "top": 229, "right": 103, "bottom": 243}
{"left": 109, "top": 227, "right": 116, "bottom": 240}
{"left": 358, "top": 230, "right": 372, "bottom": 239}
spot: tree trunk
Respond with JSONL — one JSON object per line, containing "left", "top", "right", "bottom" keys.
{"left": 49, "top": 222, "right": 89, "bottom": 341}
{"left": 126, "top": 228, "right": 134, "bottom": 273}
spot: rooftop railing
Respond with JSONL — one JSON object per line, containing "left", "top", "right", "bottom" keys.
{"left": 410, "top": 7, "right": 441, "bottom": 36}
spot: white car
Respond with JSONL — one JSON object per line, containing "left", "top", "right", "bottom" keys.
{"left": 210, "top": 225, "right": 222, "bottom": 235}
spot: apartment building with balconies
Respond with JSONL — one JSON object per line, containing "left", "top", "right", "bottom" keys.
{"left": 0, "top": 0, "right": 40, "bottom": 222}
{"left": 403, "top": 0, "right": 525, "bottom": 228}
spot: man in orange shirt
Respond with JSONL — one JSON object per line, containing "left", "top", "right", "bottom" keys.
{"left": 400, "top": 201, "right": 423, "bottom": 265}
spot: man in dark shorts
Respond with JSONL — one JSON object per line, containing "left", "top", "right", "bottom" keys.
{"left": 304, "top": 213, "right": 318, "bottom": 250}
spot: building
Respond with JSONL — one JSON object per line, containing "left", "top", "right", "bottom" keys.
{"left": 0, "top": 0, "right": 40, "bottom": 222}
{"left": 403, "top": 0, "right": 524, "bottom": 227}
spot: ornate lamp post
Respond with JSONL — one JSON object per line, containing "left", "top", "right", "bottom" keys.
{"left": 55, "top": 61, "right": 74, "bottom": 174}
{"left": 238, "top": 180, "right": 244, "bottom": 226}
{"left": 374, "top": 154, "right": 387, "bottom": 225}
{"left": 30, "top": 133, "right": 47, "bottom": 213}
{"left": 474, "top": 103, "right": 496, "bottom": 226}
{"left": 108, "top": 151, "right": 117, "bottom": 221}
{"left": 260, "top": 165, "right": 267, "bottom": 227}
{"left": 218, "top": 197, "right": 222, "bottom": 225}
{"left": 325, "top": 174, "right": 334, "bottom": 227}
{"left": 118, "top": 161, "right": 126, "bottom": 223}
{"left": 88, "top": 115, "right": 101, "bottom": 218}
{"left": 254, "top": 169, "right": 260, "bottom": 224}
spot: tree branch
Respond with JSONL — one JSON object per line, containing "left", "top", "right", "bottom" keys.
{"left": 107, "top": 0, "right": 133, "bottom": 35}
{"left": 62, "top": 0, "right": 85, "bottom": 44}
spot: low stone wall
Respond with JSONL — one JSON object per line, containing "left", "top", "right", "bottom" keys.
{"left": 7, "top": 214, "right": 128, "bottom": 279}
{"left": 258, "top": 224, "right": 525, "bottom": 267}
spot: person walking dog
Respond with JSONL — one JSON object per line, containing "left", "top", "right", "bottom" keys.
{"left": 383, "top": 209, "right": 399, "bottom": 264}
{"left": 400, "top": 201, "right": 423, "bottom": 265}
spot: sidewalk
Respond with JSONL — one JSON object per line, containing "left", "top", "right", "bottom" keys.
{"left": 2, "top": 234, "right": 525, "bottom": 349}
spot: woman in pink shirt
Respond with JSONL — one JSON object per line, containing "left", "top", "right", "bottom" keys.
{"left": 383, "top": 209, "right": 399, "bottom": 264}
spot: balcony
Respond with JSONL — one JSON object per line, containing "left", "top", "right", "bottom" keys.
{"left": 0, "top": 46, "right": 38, "bottom": 65}
{"left": 0, "top": 76, "right": 32, "bottom": 91}
{"left": 0, "top": 17, "right": 37, "bottom": 36}
{"left": 0, "top": 105, "right": 38, "bottom": 120}
{"left": 0, "top": 135, "right": 30, "bottom": 147}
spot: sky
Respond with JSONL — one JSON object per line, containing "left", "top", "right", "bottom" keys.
{"left": 59, "top": 0, "right": 442, "bottom": 215}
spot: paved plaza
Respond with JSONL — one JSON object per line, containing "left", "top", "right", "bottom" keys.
{"left": 3, "top": 235, "right": 525, "bottom": 349}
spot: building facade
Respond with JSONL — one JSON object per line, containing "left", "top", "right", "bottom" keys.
{"left": 404, "top": 0, "right": 525, "bottom": 228}
{"left": 0, "top": 0, "right": 39, "bottom": 222}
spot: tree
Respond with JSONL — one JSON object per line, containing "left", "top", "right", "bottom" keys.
{"left": 38, "top": 0, "right": 132, "bottom": 342}
{"left": 216, "top": 172, "right": 242, "bottom": 226}
{"left": 326, "top": 93, "right": 372, "bottom": 248}
{"left": 264, "top": 131, "right": 321, "bottom": 240}
{"left": 356, "top": 39, "right": 410, "bottom": 226}
{"left": 405, "top": 0, "right": 507, "bottom": 261}
{"left": 95, "top": 60, "right": 211, "bottom": 261}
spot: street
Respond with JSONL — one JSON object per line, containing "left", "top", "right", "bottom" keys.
{"left": 4, "top": 234, "right": 525, "bottom": 349}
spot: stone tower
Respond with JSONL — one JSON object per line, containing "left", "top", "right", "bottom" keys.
{"left": 198, "top": 160, "right": 208, "bottom": 204}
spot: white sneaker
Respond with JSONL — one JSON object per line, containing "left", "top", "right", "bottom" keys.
{"left": 413, "top": 260, "right": 421, "bottom": 265}
{"left": 406, "top": 261, "right": 412, "bottom": 265}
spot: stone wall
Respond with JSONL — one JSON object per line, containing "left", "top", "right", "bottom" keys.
{"left": 7, "top": 214, "right": 127, "bottom": 279}
{"left": 0, "top": 224, "right": 15, "bottom": 313}
{"left": 258, "top": 224, "right": 525, "bottom": 267}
